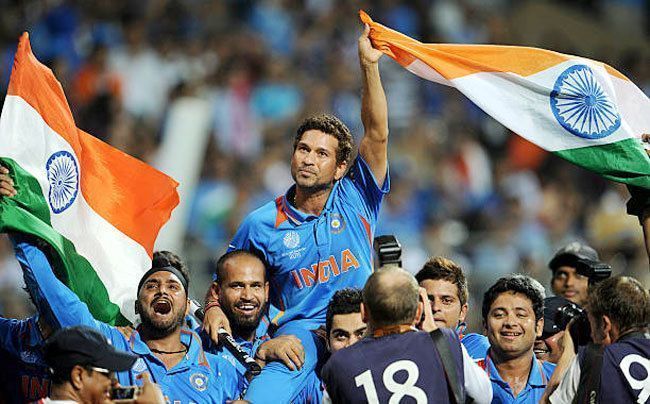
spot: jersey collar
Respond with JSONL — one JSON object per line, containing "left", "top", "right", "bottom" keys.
{"left": 131, "top": 327, "right": 210, "bottom": 370}
{"left": 486, "top": 350, "right": 548, "bottom": 388}
{"left": 282, "top": 181, "right": 340, "bottom": 225}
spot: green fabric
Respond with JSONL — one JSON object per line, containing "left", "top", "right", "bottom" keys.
{"left": 554, "top": 138, "right": 650, "bottom": 189}
{"left": 0, "top": 157, "right": 128, "bottom": 325}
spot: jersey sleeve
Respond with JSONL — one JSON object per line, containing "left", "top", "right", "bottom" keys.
{"left": 345, "top": 155, "right": 390, "bottom": 222}
{"left": 12, "top": 236, "right": 130, "bottom": 348}
{"left": 461, "top": 333, "right": 490, "bottom": 361}
{"left": 227, "top": 214, "right": 269, "bottom": 264}
{"left": 11, "top": 236, "right": 101, "bottom": 331}
{"left": 0, "top": 317, "right": 25, "bottom": 354}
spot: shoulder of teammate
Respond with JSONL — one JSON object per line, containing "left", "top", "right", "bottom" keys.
{"left": 205, "top": 350, "right": 242, "bottom": 399}
{"left": 228, "top": 199, "right": 278, "bottom": 253}
{"left": 461, "top": 333, "right": 490, "bottom": 361}
{"left": 542, "top": 360, "right": 557, "bottom": 379}
{"left": 0, "top": 316, "right": 31, "bottom": 352}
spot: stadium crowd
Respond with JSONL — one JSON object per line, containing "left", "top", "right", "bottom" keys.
{"left": 0, "top": 0, "right": 648, "bottom": 403}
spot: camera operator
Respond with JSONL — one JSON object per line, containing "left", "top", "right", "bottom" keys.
{"left": 544, "top": 276, "right": 650, "bottom": 404}
{"left": 548, "top": 243, "right": 604, "bottom": 307}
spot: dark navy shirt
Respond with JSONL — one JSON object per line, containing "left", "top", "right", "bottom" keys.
{"left": 585, "top": 334, "right": 650, "bottom": 404}
{"left": 0, "top": 316, "right": 50, "bottom": 403}
{"left": 322, "top": 328, "right": 464, "bottom": 404}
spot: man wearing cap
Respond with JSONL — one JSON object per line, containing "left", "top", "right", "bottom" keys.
{"left": 9, "top": 234, "right": 240, "bottom": 402}
{"left": 39, "top": 325, "right": 138, "bottom": 403}
{"left": 534, "top": 297, "right": 578, "bottom": 364}
{"left": 548, "top": 242, "right": 600, "bottom": 306}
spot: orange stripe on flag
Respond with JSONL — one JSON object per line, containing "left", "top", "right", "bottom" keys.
{"left": 7, "top": 33, "right": 179, "bottom": 256}
{"left": 359, "top": 11, "right": 628, "bottom": 81}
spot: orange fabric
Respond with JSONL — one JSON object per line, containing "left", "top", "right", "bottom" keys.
{"left": 7, "top": 33, "right": 179, "bottom": 257}
{"left": 274, "top": 196, "right": 288, "bottom": 228}
{"left": 359, "top": 10, "right": 629, "bottom": 81}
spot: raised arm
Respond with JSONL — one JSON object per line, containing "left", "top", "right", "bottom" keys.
{"left": 358, "top": 23, "right": 389, "bottom": 187}
{"left": 11, "top": 235, "right": 99, "bottom": 330}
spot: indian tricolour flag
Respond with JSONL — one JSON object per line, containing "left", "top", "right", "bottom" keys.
{"left": 0, "top": 33, "right": 180, "bottom": 325}
{"left": 361, "top": 11, "right": 650, "bottom": 188}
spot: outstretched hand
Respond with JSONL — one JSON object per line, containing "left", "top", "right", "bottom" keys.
{"left": 358, "top": 24, "right": 383, "bottom": 67}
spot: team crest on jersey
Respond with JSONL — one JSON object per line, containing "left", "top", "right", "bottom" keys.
{"left": 132, "top": 358, "right": 147, "bottom": 373}
{"left": 329, "top": 213, "right": 345, "bottom": 234}
{"left": 20, "top": 349, "right": 41, "bottom": 365}
{"left": 190, "top": 372, "right": 208, "bottom": 392}
{"left": 283, "top": 231, "right": 301, "bottom": 249}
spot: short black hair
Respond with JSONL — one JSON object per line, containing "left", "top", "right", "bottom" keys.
{"left": 415, "top": 257, "right": 469, "bottom": 306}
{"left": 294, "top": 114, "right": 354, "bottom": 166}
{"left": 153, "top": 251, "right": 190, "bottom": 292}
{"left": 482, "top": 274, "right": 545, "bottom": 322}
{"left": 214, "top": 250, "right": 265, "bottom": 284}
{"left": 49, "top": 365, "right": 93, "bottom": 385}
{"left": 326, "top": 288, "right": 363, "bottom": 335}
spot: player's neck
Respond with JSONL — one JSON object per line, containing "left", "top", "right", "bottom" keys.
{"left": 293, "top": 185, "right": 332, "bottom": 216}
{"left": 140, "top": 326, "right": 185, "bottom": 354}
{"left": 490, "top": 347, "right": 533, "bottom": 388}
{"left": 233, "top": 325, "right": 256, "bottom": 343}
{"left": 371, "top": 324, "right": 416, "bottom": 338}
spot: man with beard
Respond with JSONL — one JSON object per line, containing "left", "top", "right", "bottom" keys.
{"left": 206, "top": 250, "right": 311, "bottom": 398}
{"left": 203, "top": 23, "right": 391, "bottom": 403}
{"left": 9, "top": 234, "right": 239, "bottom": 402}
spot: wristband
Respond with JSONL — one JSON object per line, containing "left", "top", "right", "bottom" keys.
{"left": 204, "top": 301, "right": 221, "bottom": 312}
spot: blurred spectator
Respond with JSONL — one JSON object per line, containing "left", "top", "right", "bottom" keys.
{"left": 0, "top": 0, "right": 647, "bottom": 337}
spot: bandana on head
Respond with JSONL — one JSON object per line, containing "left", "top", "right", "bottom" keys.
{"left": 137, "top": 256, "right": 189, "bottom": 294}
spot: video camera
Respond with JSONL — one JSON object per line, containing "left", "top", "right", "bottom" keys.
{"left": 574, "top": 258, "right": 612, "bottom": 285}
{"left": 550, "top": 257, "right": 612, "bottom": 348}
{"left": 373, "top": 235, "right": 402, "bottom": 267}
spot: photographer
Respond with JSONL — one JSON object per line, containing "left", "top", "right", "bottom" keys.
{"left": 545, "top": 276, "right": 650, "bottom": 404}
{"left": 548, "top": 243, "right": 604, "bottom": 307}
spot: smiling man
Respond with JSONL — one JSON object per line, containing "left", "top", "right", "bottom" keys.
{"left": 206, "top": 250, "right": 313, "bottom": 399}
{"left": 479, "top": 274, "right": 555, "bottom": 404}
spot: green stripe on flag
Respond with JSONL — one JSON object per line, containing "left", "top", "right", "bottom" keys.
{"left": 554, "top": 138, "right": 650, "bottom": 189}
{"left": 0, "top": 157, "right": 129, "bottom": 326}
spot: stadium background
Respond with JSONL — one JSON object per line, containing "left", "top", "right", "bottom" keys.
{"left": 0, "top": 0, "right": 647, "bottom": 331}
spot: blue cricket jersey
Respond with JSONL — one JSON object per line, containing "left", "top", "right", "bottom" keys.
{"left": 0, "top": 316, "right": 51, "bottom": 403}
{"left": 484, "top": 353, "right": 555, "bottom": 404}
{"left": 13, "top": 237, "right": 241, "bottom": 403}
{"left": 200, "top": 314, "right": 272, "bottom": 398}
{"left": 228, "top": 156, "right": 389, "bottom": 329}
{"left": 462, "top": 332, "right": 491, "bottom": 362}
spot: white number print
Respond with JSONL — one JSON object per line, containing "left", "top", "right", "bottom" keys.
{"left": 354, "top": 360, "right": 427, "bottom": 404}
{"left": 619, "top": 354, "right": 650, "bottom": 404}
